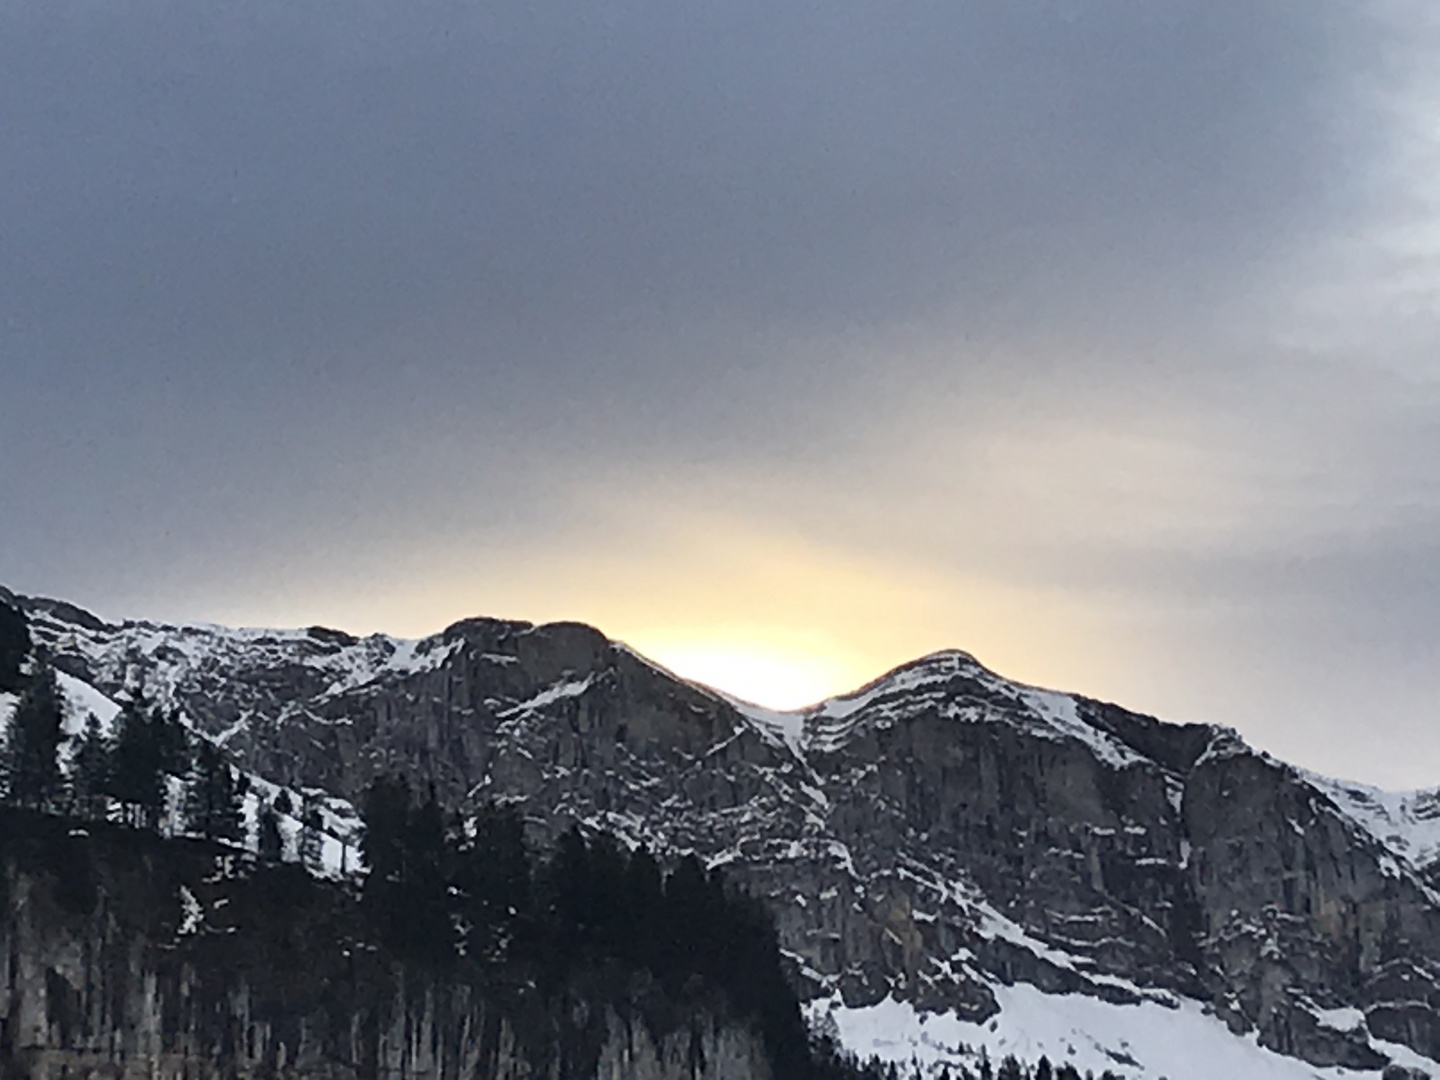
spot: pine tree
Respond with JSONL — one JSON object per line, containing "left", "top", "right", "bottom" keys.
{"left": 405, "top": 786, "right": 452, "bottom": 964}
{"left": 660, "top": 853, "right": 717, "bottom": 978}
{"left": 0, "top": 601, "right": 30, "bottom": 694}
{"left": 6, "top": 663, "right": 65, "bottom": 811}
{"left": 361, "top": 775, "right": 411, "bottom": 944}
{"left": 70, "top": 712, "right": 112, "bottom": 820}
{"left": 257, "top": 796, "right": 285, "bottom": 863}
{"left": 184, "top": 740, "right": 247, "bottom": 843}
{"left": 299, "top": 791, "right": 325, "bottom": 870}
{"left": 152, "top": 708, "right": 192, "bottom": 779}
{"left": 621, "top": 844, "right": 662, "bottom": 969}
{"left": 258, "top": 797, "right": 283, "bottom": 861}
{"left": 107, "top": 695, "right": 166, "bottom": 828}
{"left": 455, "top": 801, "right": 531, "bottom": 960}
{"left": 543, "top": 825, "right": 592, "bottom": 960}
{"left": 358, "top": 775, "right": 456, "bottom": 964}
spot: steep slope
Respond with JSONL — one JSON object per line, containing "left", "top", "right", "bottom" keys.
{"left": 10, "top": 587, "right": 1440, "bottom": 1079}
{"left": 0, "top": 810, "right": 774, "bottom": 1080}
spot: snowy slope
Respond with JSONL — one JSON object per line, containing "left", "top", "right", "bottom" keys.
{"left": 1304, "top": 771, "right": 1440, "bottom": 873}
{"left": 38, "top": 661, "right": 364, "bottom": 877}
{"left": 25, "top": 602, "right": 461, "bottom": 718}
{"left": 55, "top": 670, "right": 122, "bottom": 736}
{"left": 725, "top": 653, "right": 1440, "bottom": 882}
{"left": 812, "top": 988, "right": 1440, "bottom": 1080}
{"left": 729, "top": 650, "right": 1148, "bottom": 768}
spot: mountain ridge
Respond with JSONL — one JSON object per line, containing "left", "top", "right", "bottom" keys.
{"left": 5, "top": 585, "right": 1440, "bottom": 1079}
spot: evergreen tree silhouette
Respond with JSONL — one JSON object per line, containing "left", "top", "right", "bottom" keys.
{"left": 622, "top": 844, "right": 663, "bottom": 969}
{"left": 6, "top": 662, "right": 65, "bottom": 810}
{"left": 257, "top": 796, "right": 285, "bottom": 863}
{"left": 537, "top": 824, "right": 591, "bottom": 972}
{"left": 107, "top": 695, "right": 189, "bottom": 828}
{"left": 360, "top": 773, "right": 410, "bottom": 933}
{"left": 453, "top": 800, "right": 531, "bottom": 960}
{"left": 358, "top": 775, "right": 455, "bottom": 963}
{"left": 70, "top": 711, "right": 112, "bottom": 820}
{"left": 299, "top": 791, "right": 325, "bottom": 870}
{"left": 405, "top": 785, "right": 453, "bottom": 964}
{"left": 184, "top": 740, "right": 247, "bottom": 842}
{"left": 584, "top": 831, "right": 628, "bottom": 954}
{"left": 660, "top": 853, "right": 715, "bottom": 978}
{"left": 153, "top": 708, "right": 191, "bottom": 777}
{"left": 0, "top": 601, "right": 29, "bottom": 694}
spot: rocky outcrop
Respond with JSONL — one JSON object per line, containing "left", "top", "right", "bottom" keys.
{"left": 0, "top": 812, "right": 770, "bottom": 1080}
{"left": 15, "top": 591, "right": 1440, "bottom": 1074}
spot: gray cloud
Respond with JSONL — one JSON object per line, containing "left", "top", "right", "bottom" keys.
{"left": 0, "top": 1, "right": 1380, "bottom": 369}
{"left": 3, "top": 0, "right": 1438, "bottom": 783}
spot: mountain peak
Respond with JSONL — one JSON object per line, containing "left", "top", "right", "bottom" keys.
{"left": 9, "top": 587, "right": 1440, "bottom": 1078}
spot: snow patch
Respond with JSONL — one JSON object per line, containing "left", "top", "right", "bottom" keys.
{"left": 1017, "top": 687, "right": 1147, "bottom": 770}
{"left": 1303, "top": 771, "right": 1440, "bottom": 872}
{"left": 241, "top": 776, "right": 364, "bottom": 879}
{"left": 1313, "top": 1006, "right": 1366, "bottom": 1033}
{"left": 178, "top": 885, "right": 203, "bottom": 935}
{"left": 730, "top": 699, "right": 807, "bottom": 758}
{"left": 501, "top": 676, "right": 594, "bottom": 715}
{"left": 320, "top": 635, "right": 462, "bottom": 699}
{"left": 811, "top": 985, "right": 1427, "bottom": 1080}
{"left": 55, "top": 671, "right": 122, "bottom": 737}
{"left": 815, "top": 653, "right": 977, "bottom": 723}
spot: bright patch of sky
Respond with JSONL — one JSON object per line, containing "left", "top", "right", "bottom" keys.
{"left": 5, "top": 1, "right": 1440, "bottom": 786}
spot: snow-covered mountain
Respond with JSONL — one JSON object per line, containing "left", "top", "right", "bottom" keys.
{"left": 9, "top": 586, "right": 1440, "bottom": 1080}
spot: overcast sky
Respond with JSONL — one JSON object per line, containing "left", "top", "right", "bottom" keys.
{"left": 4, "top": 1, "right": 1440, "bottom": 787}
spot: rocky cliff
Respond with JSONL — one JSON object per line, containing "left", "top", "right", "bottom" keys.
{"left": 11, "top": 587, "right": 1440, "bottom": 1078}
{"left": 0, "top": 810, "right": 772, "bottom": 1080}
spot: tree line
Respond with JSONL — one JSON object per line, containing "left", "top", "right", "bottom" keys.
{"left": 927, "top": 1056, "right": 1122, "bottom": 1080}
{"left": 358, "top": 774, "right": 858, "bottom": 1080}
{"left": 0, "top": 601, "right": 332, "bottom": 860}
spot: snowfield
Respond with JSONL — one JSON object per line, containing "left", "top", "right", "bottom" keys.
{"left": 811, "top": 987, "right": 1440, "bottom": 1080}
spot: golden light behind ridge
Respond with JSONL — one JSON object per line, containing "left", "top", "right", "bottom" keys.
{"left": 629, "top": 637, "right": 854, "bottom": 712}
{"left": 216, "top": 501, "right": 1141, "bottom": 715}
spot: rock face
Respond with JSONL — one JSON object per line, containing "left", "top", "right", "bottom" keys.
{"left": 13, "top": 588, "right": 1440, "bottom": 1075}
{"left": 0, "top": 812, "right": 771, "bottom": 1080}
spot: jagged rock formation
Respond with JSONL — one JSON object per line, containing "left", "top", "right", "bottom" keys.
{"left": 0, "top": 811, "right": 771, "bottom": 1080}
{"left": 9, "top": 586, "right": 1440, "bottom": 1077}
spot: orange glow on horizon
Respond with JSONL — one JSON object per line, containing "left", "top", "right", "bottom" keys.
{"left": 622, "top": 633, "right": 871, "bottom": 711}
{"left": 202, "top": 503, "right": 1140, "bottom": 714}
